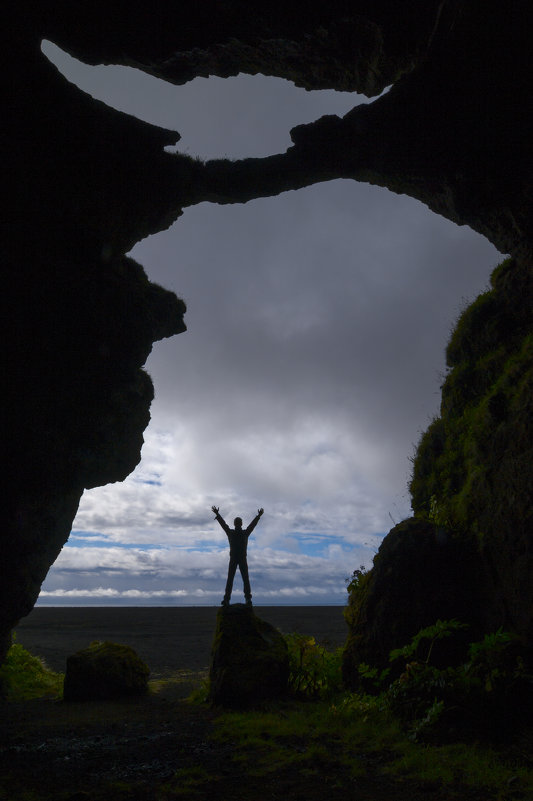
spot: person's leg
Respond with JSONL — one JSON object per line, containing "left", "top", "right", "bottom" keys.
{"left": 223, "top": 558, "right": 237, "bottom": 604}
{"left": 239, "top": 559, "right": 252, "bottom": 605}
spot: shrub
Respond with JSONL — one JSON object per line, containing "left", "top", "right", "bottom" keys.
{"left": 343, "top": 565, "right": 372, "bottom": 628}
{"left": 389, "top": 618, "right": 469, "bottom": 666}
{"left": 284, "top": 633, "right": 343, "bottom": 699}
{"left": 384, "top": 621, "right": 532, "bottom": 742}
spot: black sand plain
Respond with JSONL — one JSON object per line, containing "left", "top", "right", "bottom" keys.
{"left": 15, "top": 605, "right": 348, "bottom": 677}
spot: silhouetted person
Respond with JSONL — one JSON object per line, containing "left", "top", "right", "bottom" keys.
{"left": 212, "top": 506, "right": 264, "bottom": 607}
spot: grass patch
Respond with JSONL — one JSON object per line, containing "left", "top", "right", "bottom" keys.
{"left": 388, "top": 740, "right": 533, "bottom": 795}
{"left": 149, "top": 668, "right": 208, "bottom": 696}
{"left": 162, "top": 765, "right": 215, "bottom": 798}
{"left": 0, "top": 636, "right": 64, "bottom": 700}
{"left": 213, "top": 699, "right": 374, "bottom": 783}
{"left": 207, "top": 695, "right": 533, "bottom": 798}
{"left": 186, "top": 624, "right": 533, "bottom": 797}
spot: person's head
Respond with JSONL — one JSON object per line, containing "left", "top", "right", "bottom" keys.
{"left": 234, "top": 517, "right": 243, "bottom": 530}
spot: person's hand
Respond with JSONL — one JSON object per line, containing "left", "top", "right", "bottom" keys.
{"left": 258, "top": 508, "right": 264, "bottom": 516}
{"left": 212, "top": 505, "right": 219, "bottom": 514}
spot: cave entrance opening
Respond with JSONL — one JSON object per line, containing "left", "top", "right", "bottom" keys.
{"left": 38, "top": 42, "right": 499, "bottom": 608}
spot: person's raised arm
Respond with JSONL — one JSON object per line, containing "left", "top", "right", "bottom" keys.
{"left": 245, "top": 507, "right": 264, "bottom": 535}
{"left": 212, "top": 505, "right": 230, "bottom": 535}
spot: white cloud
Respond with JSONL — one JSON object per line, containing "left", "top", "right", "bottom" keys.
{"left": 41, "top": 535, "right": 365, "bottom": 606}
{"left": 39, "top": 588, "right": 189, "bottom": 599}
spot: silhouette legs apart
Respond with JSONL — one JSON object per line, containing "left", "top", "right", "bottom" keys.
{"left": 223, "top": 557, "right": 252, "bottom": 606}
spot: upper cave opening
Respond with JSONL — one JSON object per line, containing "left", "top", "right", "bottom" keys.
{"left": 41, "top": 40, "right": 359, "bottom": 161}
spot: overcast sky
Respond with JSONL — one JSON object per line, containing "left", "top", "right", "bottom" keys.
{"left": 38, "top": 42, "right": 501, "bottom": 606}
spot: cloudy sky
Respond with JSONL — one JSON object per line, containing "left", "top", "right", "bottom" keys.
{"left": 38, "top": 42, "right": 501, "bottom": 606}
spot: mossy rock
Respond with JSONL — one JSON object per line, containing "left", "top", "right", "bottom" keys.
{"left": 209, "top": 605, "right": 289, "bottom": 708}
{"left": 63, "top": 640, "right": 149, "bottom": 701}
{"left": 342, "top": 518, "right": 486, "bottom": 689}
{"left": 409, "top": 258, "right": 533, "bottom": 641}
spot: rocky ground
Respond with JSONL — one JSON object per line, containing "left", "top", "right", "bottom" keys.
{"left": 2, "top": 607, "right": 524, "bottom": 800}
{"left": 0, "top": 682, "right": 502, "bottom": 801}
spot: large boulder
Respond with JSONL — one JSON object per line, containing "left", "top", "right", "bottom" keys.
{"left": 209, "top": 606, "right": 289, "bottom": 708}
{"left": 342, "top": 518, "right": 489, "bottom": 688}
{"left": 63, "top": 641, "right": 150, "bottom": 701}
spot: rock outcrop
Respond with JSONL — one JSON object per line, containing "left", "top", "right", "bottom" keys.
{"left": 410, "top": 259, "right": 533, "bottom": 639}
{"left": 342, "top": 519, "right": 486, "bottom": 686}
{"left": 63, "top": 641, "right": 150, "bottom": 701}
{"left": 209, "top": 606, "right": 289, "bottom": 707}
{"left": 3, "top": 2, "right": 533, "bottom": 662}
{"left": 343, "top": 258, "right": 533, "bottom": 685}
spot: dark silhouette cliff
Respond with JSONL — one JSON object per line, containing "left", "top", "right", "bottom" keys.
{"left": 3, "top": 2, "right": 533, "bottom": 662}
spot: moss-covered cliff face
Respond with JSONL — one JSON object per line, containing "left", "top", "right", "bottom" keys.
{"left": 410, "top": 258, "right": 533, "bottom": 637}
{"left": 411, "top": 260, "right": 533, "bottom": 538}
{"left": 3, "top": 1, "right": 533, "bottom": 663}
{"left": 343, "top": 260, "right": 533, "bottom": 685}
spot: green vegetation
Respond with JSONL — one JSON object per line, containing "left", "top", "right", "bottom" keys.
{"left": 0, "top": 635, "right": 63, "bottom": 700}
{"left": 344, "top": 564, "right": 372, "bottom": 628}
{"left": 178, "top": 624, "right": 533, "bottom": 799}
{"left": 2, "top": 629, "right": 532, "bottom": 800}
{"left": 377, "top": 620, "right": 531, "bottom": 746}
{"left": 202, "top": 688, "right": 533, "bottom": 800}
{"left": 284, "top": 632, "right": 343, "bottom": 698}
{"left": 163, "top": 765, "right": 214, "bottom": 798}
{"left": 212, "top": 701, "right": 367, "bottom": 782}
{"left": 409, "top": 258, "right": 533, "bottom": 544}
{"left": 149, "top": 668, "right": 210, "bottom": 701}
{"left": 388, "top": 618, "right": 469, "bottom": 666}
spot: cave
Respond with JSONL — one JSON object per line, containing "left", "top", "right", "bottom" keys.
{"left": 4, "top": 1, "right": 532, "bottom": 664}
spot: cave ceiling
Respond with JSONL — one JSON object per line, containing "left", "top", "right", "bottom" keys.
{"left": 9, "top": 0, "right": 533, "bottom": 261}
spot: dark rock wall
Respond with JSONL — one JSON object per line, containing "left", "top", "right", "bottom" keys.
{"left": 38, "top": 0, "right": 444, "bottom": 93}
{"left": 5, "top": 254, "right": 186, "bottom": 658}
{"left": 5, "top": 24, "right": 189, "bottom": 659}
{"left": 3, "top": 1, "right": 533, "bottom": 663}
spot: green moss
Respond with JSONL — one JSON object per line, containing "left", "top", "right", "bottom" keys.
{"left": 388, "top": 740, "right": 533, "bottom": 793}
{"left": 209, "top": 607, "right": 289, "bottom": 707}
{"left": 0, "top": 636, "right": 64, "bottom": 700}
{"left": 343, "top": 565, "right": 373, "bottom": 628}
{"left": 409, "top": 258, "right": 533, "bottom": 543}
